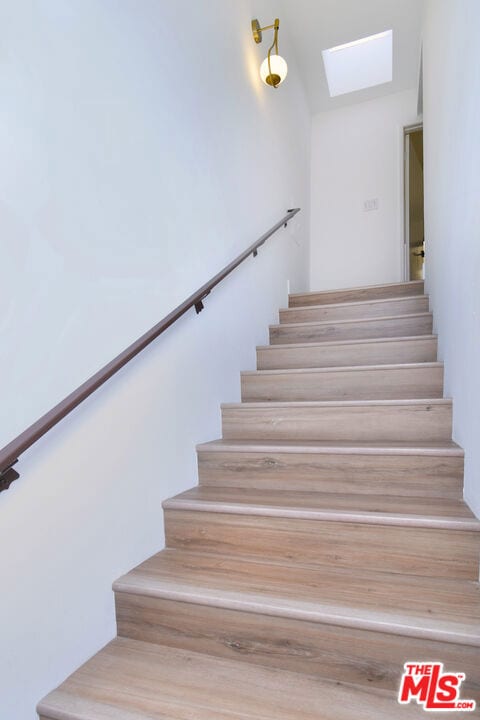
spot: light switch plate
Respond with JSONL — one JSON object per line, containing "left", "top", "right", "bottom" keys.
{"left": 363, "top": 198, "right": 379, "bottom": 211}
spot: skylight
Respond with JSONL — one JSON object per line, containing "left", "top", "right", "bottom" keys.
{"left": 322, "top": 30, "right": 393, "bottom": 97}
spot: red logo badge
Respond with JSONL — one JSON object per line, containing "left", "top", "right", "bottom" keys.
{"left": 399, "top": 663, "right": 476, "bottom": 712}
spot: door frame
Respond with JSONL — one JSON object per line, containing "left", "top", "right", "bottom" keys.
{"left": 403, "top": 123, "right": 424, "bottom": 280}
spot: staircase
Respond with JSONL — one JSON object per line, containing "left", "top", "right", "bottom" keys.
{"left": 38, "top": 280, "right": 480, "bottom": 720}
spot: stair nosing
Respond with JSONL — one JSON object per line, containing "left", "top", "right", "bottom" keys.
{"left": 241, "top": 362, "right": 443, "bottom": 377}
{"left": 38, "top": 690, "right": 154, "bottom": 720}
{"left": 113, "top": 574, "right": 480, "bottom": 648}
{"left": 221, "top": 398, "right": 452, "bottom": 409}
{"left": 269, "top": 311, "right": 432, "bottom": 330}
{"left": 162, "top": 497, "right": 479, "bottom": 531}
{"left": 288, "top": 280, "right": 424, "bottom": 300}
{"left": 37, "top": 637, "right": 428, "bottom": 720}
{"left": 196, "top": 439, "right": 464, "bottom": 456}
{"left": 257, "top": 334, "right": 438, "bottom": 351}
{"left": 280, "top": 294, "right": 429, "bottom": 313}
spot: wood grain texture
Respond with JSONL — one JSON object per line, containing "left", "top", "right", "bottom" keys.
{"left": 165, "top": 487, "right": 477, "bottom": 522}
{"left": 164, "top": 508, "right": 480, "bottom": 579}
{"left": 114, "top": 596, "right": 480, "bottom": 699}
{"left": 39, "top": 637, "right": 450, "bottom": 720}
{"left": 257, "top": 335, "right": 438, "bottom": 370}
{"left": 197, "top": 441, "right": 464, "bottom": 497}
{"left": 221, "top": 399, "right": 453, "bottom": 442}
{"left": 270, "top": 313, "right": 433, "bottom": 345}
{"left": 289, "top": 280, "right": 425, "bottom": 307}
{"left": 241, "top": 363, "right": 444, "bottom": 402}
{"left": 280, "top": 296, "right": 429, "bottom": 324}
{"left": 115, "top": 549, "right": 480, "bottom": 641}
{"left": 37, "top": 280, "right": 480, "bottom": 720}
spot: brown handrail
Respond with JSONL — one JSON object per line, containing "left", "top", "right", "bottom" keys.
{"left": 0, "top": 208, "right": 301, "bottom": 492}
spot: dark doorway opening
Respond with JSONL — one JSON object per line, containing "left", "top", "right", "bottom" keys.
{"left": 404, "top": 125, "right": 424, "bottom": 280}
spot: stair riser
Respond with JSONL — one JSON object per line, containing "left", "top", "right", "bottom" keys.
{"left": 289, "top": 281, "right": 425, "bottom": 307}
{"left": 257, "top": 337, "right": 438, "bottom": 370}
{"left": 222, "top": 402, "right": 452, "bottom": 442}
{"left": 165, "top": 510, "right": 480, "bottom": 580}
{"left": 197, "top": 450, "right": 464, "bottom": 498}
{"left": 115, "top": 592, "right": 480, "bottom": 696}
{"left": 241, "top": 366, "right": 444, "bottom": 403}
{"left": 270, "top": 315, "right": 433, "bottom": 345}
{"left": 280, "top": 297, "right": 429, "bottom": 324}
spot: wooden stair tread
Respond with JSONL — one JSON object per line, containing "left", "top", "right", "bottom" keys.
{"left": 168, "top": 486, "right": 476, "bottom": 517}
{"left": 38, "top": 637, "right": 432, "bottom": 720}
{"left": 270, "top": 311, "right": 432, "bottom": 330}
{"left": 282, "top": 294, "right": 427, "bottom": 311}
{"left": 242, "top": 361, "right": 443, "bottom": 376}
{"left": 258, "top": 334, "right": 437, "bottom": 350}
{"left": 289, "top": 280, "right": 424, "bottom": 302}
{"left": 164, "top": 487, "right": 478, "bottom": 529}
{"left": 244, "top": 361, "right": 444, "bottom": 402}
{"left": 291, "top": 280, "right": 424, "bottom": 294}
{"left": 221, "top": 398, "right": 453, "bottom": 443}
{"left": 222, "top": 398, "right": 451, "bottom": 408}
{"left": 197, "top": 439, "right": 464, "bottom": 499}
{"left": 279, "top": 297, "right": 429, "bottom": 324}
{"left": 113, "top": 549, "right": 480, "bottom": 646}
{"left": 197, "top": 438, "right": 464, "bottom": 455}
{"left": 270, "top": 314, "right": 433, "bottom": 347}
{"left": 37, "top": 280, "right": 480, "bottom": 717}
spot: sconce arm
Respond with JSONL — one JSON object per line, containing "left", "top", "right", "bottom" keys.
{"left": 252, "top": 18, "right": 280, "bottom": 44}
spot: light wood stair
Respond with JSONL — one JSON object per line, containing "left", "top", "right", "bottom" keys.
{"left": 197, "top": 439, "right": 464, "bottom": 497}
{"left": 38, "top": 637, "right": 447, "bottom": 720}
{"left": 38, "top": 279, "right": 480, "bottom": 720}
{"left": 221, "top": 399, "right": 453, "bottom": 442}
{"left": 112, "top": 549, "right": 480, "bottom": 696}
{"left": 163, "top": 487, "right": 479, "bottom": 580}
{"left": 241, "top": 362, "right": 444, "bottom": 401}
{"left": 288, "top": 279, "right": 426, "bottom": 306}
{"left": 257, "top": 335, "right": 439, "bottom": 369}
{"left": 279, "top": 295, "right": 429, "bottom": 324}
{"left": 270, "top": 312, "right": 433, "bottom": 345}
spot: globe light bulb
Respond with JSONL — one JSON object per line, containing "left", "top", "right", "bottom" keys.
{"left": 260, "top": 54, "right": 288, "bottom": 87}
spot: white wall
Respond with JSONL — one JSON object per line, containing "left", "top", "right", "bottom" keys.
{"left": 310, "top": 89, "right": 419, "bottom": 290}
{"left": 422, "top": 0, "right": 480, "bottom": 519}
{"left": 0, "top": 1, "right": 310, "bottom": 717}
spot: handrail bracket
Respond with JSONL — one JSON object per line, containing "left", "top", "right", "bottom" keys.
{"left": 195, "top": 291, "right": 211, "bottom": 315}
{"left": 0, "top": 461, "right": 20, "bottom": 494}
{"left": 285, "top": 209, "right": 297, "bottom": 227}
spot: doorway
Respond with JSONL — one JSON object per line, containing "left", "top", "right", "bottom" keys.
{"left": 404, "top": 125, "right": 425, "bottom": 280}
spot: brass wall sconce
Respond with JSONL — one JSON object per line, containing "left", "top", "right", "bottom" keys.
{"left": 251, "top": 17, "right": 288, "bottom": 88}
